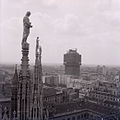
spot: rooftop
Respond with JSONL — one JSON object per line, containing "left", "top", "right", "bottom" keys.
{"left": 50, "top": 100, "right": 120, "bottom": 117}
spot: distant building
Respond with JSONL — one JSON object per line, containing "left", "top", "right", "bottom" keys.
{"left": 0, "top": 71, "right": 5, "bottom": 82}
{"left": 43, "top": 74, "right": 59, "bottom": 86}
{"left": 59, "top": 74, "right": 69, "bottom": 85}
{"left": 87, "top": 80, "right": 119, "bottom": 108}
{"left": 48, "top": 100, "right": 120, "bottom": 120}
{"left": 114, "top": 71, "right": 120, "bottom": 99}
{"left": 64, "top": 49, "right": 81, "bottom": 78}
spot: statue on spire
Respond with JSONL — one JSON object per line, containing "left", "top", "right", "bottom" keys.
{"left": 22, "top": 11, "right": 32, "bottom": 44}
{"left": 36, "top": 37, "right": 42, "bottom": 57}
{"left": 36, "top": 37, "right": 39, "bottom": 54}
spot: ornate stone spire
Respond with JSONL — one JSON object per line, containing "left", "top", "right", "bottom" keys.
{"left": 20, "top": 43, "right": 30, "bottom": 76}
{"left": 12, "top": 64, "right": 18, "bottom": 86}
{"left": 17, "top": 12, "right": 31, "bottom": 120}
{"left": 17, "top": 42, "right": 31, "bottom": 120}
{"left": 11, "top": 64, "right": 18, "bottom": 119}
{"left": 31, "top": 37, "right": 43, "bottom": 120}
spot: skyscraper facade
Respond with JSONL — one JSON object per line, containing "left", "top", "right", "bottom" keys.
{"left": 64, "top": 49, "right": 81, "bottom": 77}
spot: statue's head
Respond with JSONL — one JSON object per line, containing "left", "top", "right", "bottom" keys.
{"left": 26, "top": 11, "right": 31, "bottom": 17}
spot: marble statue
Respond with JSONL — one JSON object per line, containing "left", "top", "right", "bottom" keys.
{"left": 22, "top": 11, "right": 32, "bottom": 44}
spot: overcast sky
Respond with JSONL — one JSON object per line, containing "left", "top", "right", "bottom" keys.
{"left": 1, "top": 0, "right": 120, "bottom": 65}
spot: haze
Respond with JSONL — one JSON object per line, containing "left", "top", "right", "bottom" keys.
{"left": 1, "top": 0, "right": 120, "bottom": 65}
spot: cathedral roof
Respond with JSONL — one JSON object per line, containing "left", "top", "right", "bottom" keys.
{"left": 50, "top": 101, "right": 119, "bottom": 117}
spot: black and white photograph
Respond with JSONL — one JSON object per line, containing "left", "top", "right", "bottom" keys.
{"left": 0, "top": 0, "right": 120, "bottom": 120}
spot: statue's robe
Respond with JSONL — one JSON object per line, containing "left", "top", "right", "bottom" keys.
{"left": 22, "top": 16, "right": 31, "bottom": 43}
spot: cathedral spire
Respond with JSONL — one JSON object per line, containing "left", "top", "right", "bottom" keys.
{"left": 15, "top": 64, "right": 17, "bottom": 74}
{"left": 11, "top": 64, "right": 18, "bottom": 119}
{"left": 17, "top": 12, "right": 32, "bottom": 120}
{"left": 34, "top": 37, "right": 42, "bottom": 84}
{"left": 35, "top": 37, "right": 39, "bottom": 67}
{"left": 31, "top": 37, "right": 43, "bottom": 120}
{"left": 20, "top": 43, "right": 30, "bottom": 76}
{"left": 18, "top": 42, "right": 31, "bottom": 120}
{"left": 12, "top": 64, "right": 18, "bottom": 86}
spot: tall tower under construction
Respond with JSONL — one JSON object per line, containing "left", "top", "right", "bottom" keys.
{"left": 64, "top": 49, "right": 81, "bottom": 77}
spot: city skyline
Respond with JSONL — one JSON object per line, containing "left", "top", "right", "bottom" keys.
{"left": 1, "top": 0, "right": 120, "bottom": 65}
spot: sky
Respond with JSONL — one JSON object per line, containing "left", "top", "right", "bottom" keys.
{"left": 1, "top": 0, "right": 120, "bottom": 65}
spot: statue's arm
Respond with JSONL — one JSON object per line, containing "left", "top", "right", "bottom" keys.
{"left": 24, "top": 17, "right": 32, "bottom": 28}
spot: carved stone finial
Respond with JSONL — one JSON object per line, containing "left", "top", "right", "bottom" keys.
{"left": 36, "top": 37, "right": 39, "bottom": 51}
{"left": 4, "top": 107, "right": 7, "bottom": 113}
{"left": 2, "top": 107, "right": 8, "bottom": 120}
{"left": 13, "top": 111, "right": 16, "bottom": 120}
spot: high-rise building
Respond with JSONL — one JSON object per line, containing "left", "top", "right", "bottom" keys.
{"left": 64, "top": 49, "right": 81, "bottom": 77}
